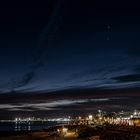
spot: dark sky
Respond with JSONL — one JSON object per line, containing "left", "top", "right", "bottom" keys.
{"left": 0, "top": 0, "right": 140, "bottom": 118}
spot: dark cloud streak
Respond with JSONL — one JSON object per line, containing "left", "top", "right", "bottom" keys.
{"left": 8, "top": 0, "right": 64, "bottom": 91}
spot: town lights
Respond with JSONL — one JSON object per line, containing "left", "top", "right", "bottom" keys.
{"left": 88, "top": 115, "right": 93, "bottom": 120}
{"left": 134, "top": 110, "right": 138, "bottom": 116}
{"left": 99, "top": 117, "right": 102, "bottom": 120}
{"left": 15, "top": 118, "right": 18, "bottom": 121}
{"left": 15, "top": 117, "right": 21, "bottom": 121}
{"left": 78, "top": 116, "right": 82, "bottom": 120}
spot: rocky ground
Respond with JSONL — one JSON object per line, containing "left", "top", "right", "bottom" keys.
{"left": 0, "top": 131, "right": 84, "bottom": 140}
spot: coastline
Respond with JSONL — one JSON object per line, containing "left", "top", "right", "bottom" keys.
{"left": 1, "top": 125, "right": 140, "bottom": 140}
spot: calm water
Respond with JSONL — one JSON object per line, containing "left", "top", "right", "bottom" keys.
{"left": 0, "top": 121, "right": 60, "bottom": 131}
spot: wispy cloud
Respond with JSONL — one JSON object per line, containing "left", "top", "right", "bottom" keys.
{"left": 0, "top": 98, "right": 110, "bottom": 111}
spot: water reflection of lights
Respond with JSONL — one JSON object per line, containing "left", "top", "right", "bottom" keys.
{"left": 15, "top": 122, "right": 31, "bottom": 131}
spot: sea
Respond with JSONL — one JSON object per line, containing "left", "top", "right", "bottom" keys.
{"left": 0, "top": 121, "right": 61, "bottom": 131}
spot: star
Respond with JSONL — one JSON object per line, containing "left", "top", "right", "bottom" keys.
{"left": 106, "top": 25, "right": 111, "bottom": 41}
{"left": 107, "top": 25, "right": 111, "bottom": 30}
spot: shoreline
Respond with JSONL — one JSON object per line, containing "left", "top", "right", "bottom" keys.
{"left": 1, "top": 125, "right": 140, "bottom": 140}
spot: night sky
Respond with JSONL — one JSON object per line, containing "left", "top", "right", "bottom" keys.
{"left": 0, "top": 0, "right": 140, "bottom": 118}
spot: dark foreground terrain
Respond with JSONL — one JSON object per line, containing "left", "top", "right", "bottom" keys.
{"left": 1, "top": 125, "right": 140, "bottom": 140}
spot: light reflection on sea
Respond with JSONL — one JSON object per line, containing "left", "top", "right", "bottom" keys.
{"left": 0, "top": 121, "right": 60, "bottom": 131}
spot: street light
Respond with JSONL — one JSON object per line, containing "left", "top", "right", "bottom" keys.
{"left": 62, "top": 127, "right": 68, "bottom": 136}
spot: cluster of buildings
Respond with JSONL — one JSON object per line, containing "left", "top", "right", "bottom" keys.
{"left": 10, "top": 109, "right": 140, "bottom": 127}
{"left": 72, "top": 109, "right": 140, "bottom": 126}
